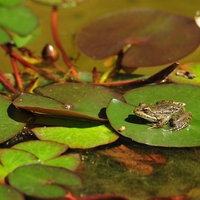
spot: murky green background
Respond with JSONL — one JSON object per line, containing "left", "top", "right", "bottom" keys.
{"left": 1, "top": 0, "right": 200, "bottom": 75}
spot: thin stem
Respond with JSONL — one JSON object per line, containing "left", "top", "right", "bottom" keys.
{"left": 92, "top": 67, "right": 99, "bottom": 84}
{"left": 51, "top": 6, "right": 78, "bottom": 77}
{"left": 10, "top": 56, "right": 24, "bottom": 92}
{"left": 0, "top": 70, "right": 17, "bottom": 93}
{"left": 1, "top": 45, "right": 60, "bottom": 83}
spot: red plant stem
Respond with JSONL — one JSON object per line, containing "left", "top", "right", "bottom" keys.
{"left": 10, "top": 56, "right": 24, "bottom": 92}
{"left": 92, "top": 67, "right": 99, "bottom": 84}
{"left": 0, "top": 70, "right": 17, "bottom": 93}
{"left": 51, "top": 6, "right": 78, "bottom": 77}
{"left": 1, "top": 45, "right": 60, "bottom": 83}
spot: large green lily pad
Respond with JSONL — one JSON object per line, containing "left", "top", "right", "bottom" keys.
{"left": 13, "top": 83, "right": 125, "bottom": 121}
{"left": 76, "top": 8, "right": 200, "bottom": 70}
{"left": 107, "top": 84, "right": 200, "bottom": 147}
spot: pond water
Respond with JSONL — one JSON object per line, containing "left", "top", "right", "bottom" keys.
{"left": 1, "top": 0, "right": 200, "bottom": 75}
{"left": 1, "top": 1, "right": 200, "bottom": 199}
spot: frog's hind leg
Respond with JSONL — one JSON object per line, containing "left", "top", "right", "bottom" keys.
{"left": 169, "top": 111, "right": 192, "bottom": 131}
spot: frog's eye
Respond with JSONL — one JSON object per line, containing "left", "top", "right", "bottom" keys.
{"left": 143, "top": 107, "right": 151, "bottom": 113}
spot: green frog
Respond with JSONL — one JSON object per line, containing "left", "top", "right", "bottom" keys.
{"left": 133, "top": 100, "right": 192, "bottom": 131}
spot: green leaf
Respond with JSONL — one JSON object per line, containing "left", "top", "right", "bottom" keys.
{"left": 7, "top": 164, "right": 82, "bottom": 198}
{"left": 13, "top": 83, "right": 125, "bottom": 121}
{"left": 12, "top": 140, "right": 68, "bottom": 162}
{"left": 168, "top": 62, "right": 200, "bottom": 86}
{"left": 107, "top": 84, "right": 200, "bottom": 147}
{"left": 32, "top": 124, "right": 118, "bottom": 149}
{"left": 0, "top": 6, "right": 38, "bottom": 36}
{"left": 44, "top": 154, "right": 80, "bottom": 170}
{"left": 0, "top": 95, "right": 29, "bottom": 144}
{"left": 13, "top": 28, "right": 41, "bottom": 48}
{"left": 0, "top": 0, "right": 24, "bottom": 7}
{"left": 0, "top": 28, "right": 10, "bottom": 45}
{"left": 0, "top": 184, "right": 24, "bottom": 200}
{"left": 0, "top": 149, "right": 38, "bottom": 183}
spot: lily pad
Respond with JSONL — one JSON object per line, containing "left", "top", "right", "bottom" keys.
{"left": 168, "top": 62, "right": 200, "bottom": 86}
{"left": 0, "top": 0, "right": 24, "bottom": 7}
{"left": 0, "top": 95, "right": 30, "bottom": 144}
{"left": 0, "top": 6, "right": 38, "bottom": 36}
{"left": 12, "top": 140, "right": 68, "bottom": 162}
{"left": 44, "top": 154, "right": 80, "bottom": 170}
{"left": 0, "top": 29, "right": 10, "bottom": 45}
{"left": 0, "top": 184, "right": 24, "bottom": 200}
{"left": 13, "top": 83, "right": 125, "bottom": 121}
{"left": 0, "top": 148, "right": 38, "bottom": 183}
{"left": 7, "top": 164, "right": 82, "bottom": 198}
{"left": 107, "top": 84, "right": 200, "bottom": 147}
{"left": 32, "top": 124, "right": 118, "bottom": 149}
{"left": 76, "top": 8, "right": 200, "bottom": 69}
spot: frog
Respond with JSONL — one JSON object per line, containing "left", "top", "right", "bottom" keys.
{"left": 133, "top": 100, "right": 192, "bottom": 131}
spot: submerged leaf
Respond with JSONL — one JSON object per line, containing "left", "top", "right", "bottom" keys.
{"left": 7, "top": 164, "right": 82, "bottom": 198}
{"left": 76, "top": 8, "right": 200, "bottom": 69}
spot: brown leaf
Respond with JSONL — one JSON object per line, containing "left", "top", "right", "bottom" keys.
{"left": 98, "top": 145, "right": 167, "bottom": 175}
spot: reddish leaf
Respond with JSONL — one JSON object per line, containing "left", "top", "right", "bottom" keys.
{"left": 76, "top": 8, "right": 200, "bottom": 69}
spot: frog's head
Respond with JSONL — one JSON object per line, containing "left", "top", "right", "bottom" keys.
{"left": 133, "top": 103, "right": 158, "bottom": 122}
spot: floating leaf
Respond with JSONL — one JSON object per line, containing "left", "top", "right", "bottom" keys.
{"left": 13, "top": 28, "right": 41, "bottom": 48}
{"left": 12, "top": 140, "right": 68, "bottom": 162}
{"left": 44, "top": 154, "right": 80, "bottom": 170}
{"left": 76, "top": 8, "right": 200, "bottom": 70}
{"left": 0, "top": 95, "right": 29, "bottom": 144}
{"left": 168, "top": 62, "right": 200, "bottom": 86}
{"left": 0, "top": 184, "right": 24, "bottom": 200}
{"left": 0, "top": 28, "right": 10, "bottom": 45}
{"left": 107, "top": 84, "right": 200, "bottom": 147}
{"left": 7, "top": 164, "right": 82, "bottom": 198}
{"left": 0, "top": 148, "right": 38, "bottom": 183}
{"left": 0, "top": 6, "right": 38, "bottom": 36}
{"left": 0, "top": 0, "right": 24, "bottom": 7}
{"left": 13, "top": 83, "right": 125, "bottom": 121}
{"left": 32, "top": 124, "right": 118, "bottom": 149}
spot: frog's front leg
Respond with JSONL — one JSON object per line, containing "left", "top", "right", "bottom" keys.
{"left": 148, "top": 116, "right": 171, "bottom": 129}
{"left": 169, "top": 111, "right": 192, "bottom": 131}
